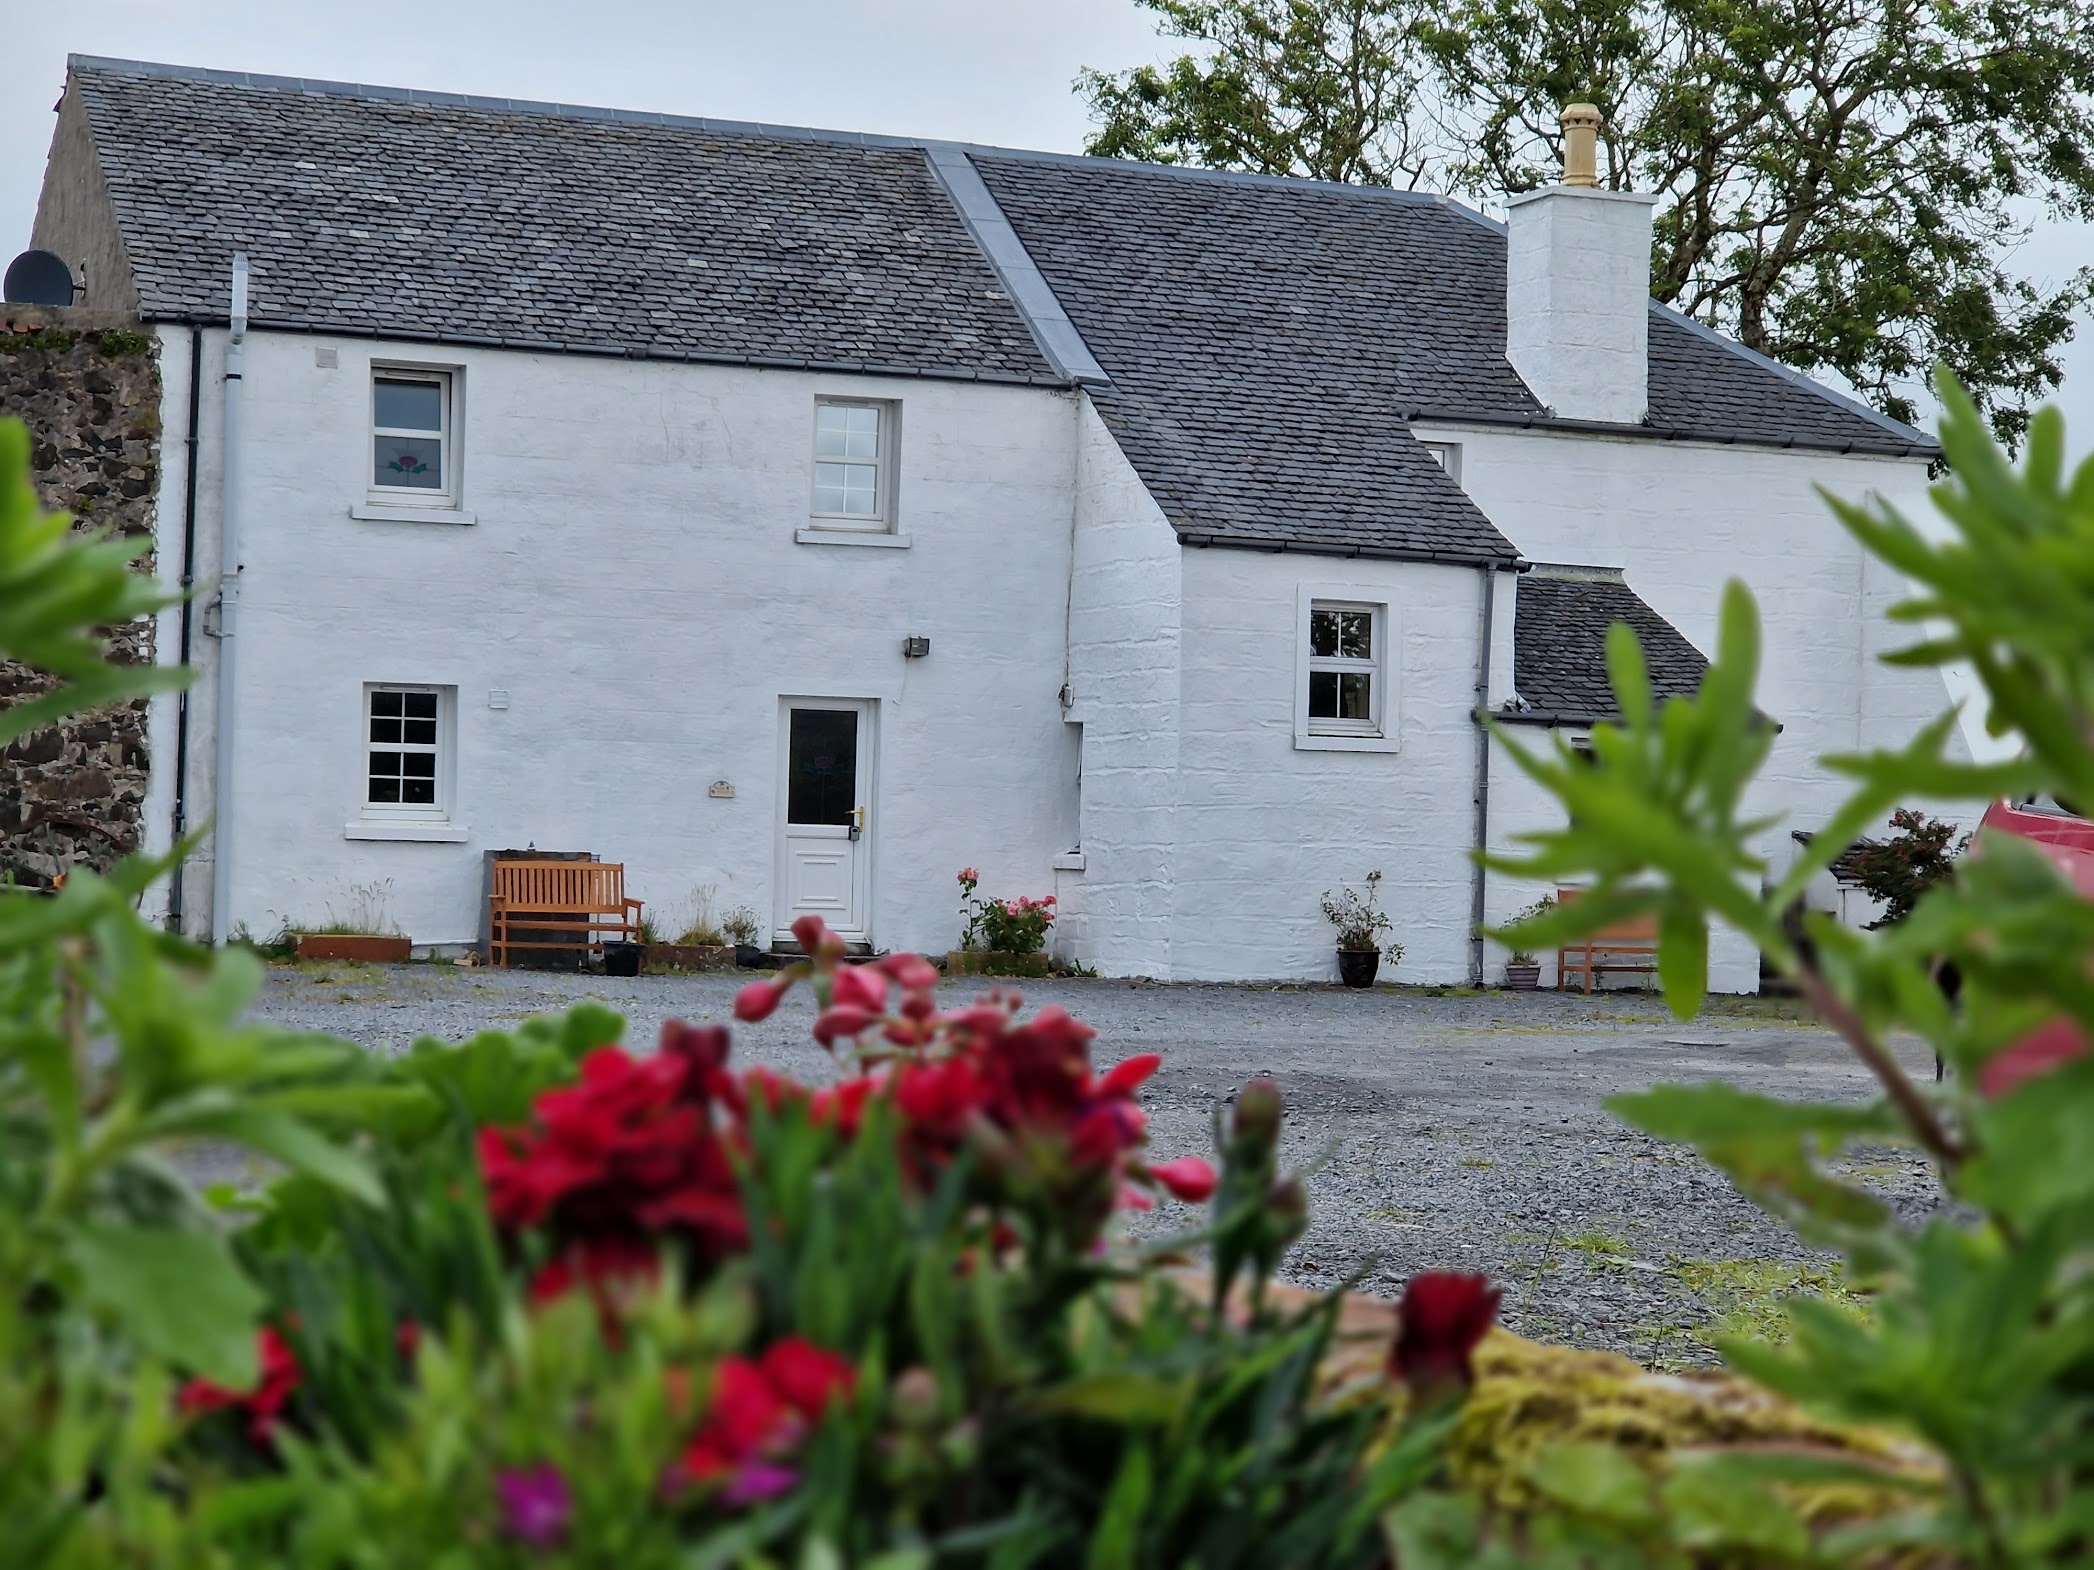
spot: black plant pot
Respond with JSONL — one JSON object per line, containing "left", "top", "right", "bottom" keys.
{"left": 1336, "top": 948, "right": 1380, "bottom": 988}
{"left": 602, "top": 941, "right": 643, "bottom": 978}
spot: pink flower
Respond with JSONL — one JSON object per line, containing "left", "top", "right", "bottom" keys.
{"left": 958, "top": 868, "right": 979, "bottom": 884}
{"left": 495, "top": 1463, "right": 573, "bottom": 1548}
{"left": 1979, "top": 1016, "right": 2092, "bottom": 1098}
{"left": 1095, "top": 1053, "right": 1162, "bottom": 1098}
{"left": 1146, "top": 1156, "right": 1218, "bottom": 1204}
{"left": 878, "top": 951, "right": 941, "bottom": 992}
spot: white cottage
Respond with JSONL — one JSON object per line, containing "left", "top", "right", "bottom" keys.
{"left": 21, "top": 57, "right": 1953, "bottom": 988}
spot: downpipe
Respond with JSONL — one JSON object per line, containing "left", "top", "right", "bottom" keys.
{"left": 209, "top": 254, "right": 247, "bottom": 943}
{"left": 1466, "top": 565, "right": 1500, "bottom": 987}
{"left": 165, "top": 322, "right": 203, "bottom": 934}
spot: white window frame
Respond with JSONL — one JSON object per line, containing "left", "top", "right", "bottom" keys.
{"left": 1294, "top": 587, "right": 1401, "bottom": 753}
{"left": 367, "top": 365, "right": 460, "bottom": 509}
{"left": 347, "top": 683, "right": 468, "bottom": 841}
{"left": 1418, "top": 440, "right": 1462, "bottom": 484}
{"left": 808, "top": 397, "right": 900, "bottom": 532}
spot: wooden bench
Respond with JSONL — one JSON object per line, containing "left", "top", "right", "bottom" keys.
{"left": 1554, "top": 885, "right": 1659, "bottom": 991}
{"left": 488, "top": 860, "right": 643, "bottom": 969}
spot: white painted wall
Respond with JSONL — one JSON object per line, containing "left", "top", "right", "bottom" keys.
{"left": 168, "top": 330, "right": 1081, "bottom": 954}
{"left": 1419, "top": 421, "right": 1957, "bottom": 991}
{"left": 1064, "top": 399, "right": 1182, "bottom": 978}
{"left": 1167, "top": 550, "right": 1491, "bottom": 983}
{"left": 1504, "top": 188, "right": 1659, "bottom": 424}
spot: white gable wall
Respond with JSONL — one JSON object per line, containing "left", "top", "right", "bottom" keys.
{"left": 169, "top": 329, "right": 1081, "bottom": 954}
{"left": 1415, "top": 422, "right": 1951, "bottom": 991}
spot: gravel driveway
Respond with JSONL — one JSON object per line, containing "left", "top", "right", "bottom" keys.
{"left": 248, "top": 964, "right": 1942, "bottom": 1367}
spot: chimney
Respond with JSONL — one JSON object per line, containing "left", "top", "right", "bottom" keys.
{"left": 1504, "top": 104, "right": 1659, "bottom": 424}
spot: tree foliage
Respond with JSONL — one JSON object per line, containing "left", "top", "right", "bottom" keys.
{"left": 1847, "top": 807, "right": 1969, "bottom": 927}
{"left": 1079, "top": 0, "right": 2094, "bottom": 443}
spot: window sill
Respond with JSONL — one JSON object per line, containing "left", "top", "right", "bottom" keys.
{"left": 796, "top": 527, "right": 911, "bottom": 549}
{"left": 351, "top": 503, "right": 476, "bottom": 525}
{"left": 344, "top": 820, "right": 470, "bottom": 842}
{"left": 1051, "top": 851, "right": 1086, "bottom": 872}
{"left": 1293, "top": 730, "right": 1401, "bottom": 754}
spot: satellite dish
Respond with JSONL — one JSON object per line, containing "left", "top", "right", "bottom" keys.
{"left": 4, "top": 249, "right": 77, "bottom": 306}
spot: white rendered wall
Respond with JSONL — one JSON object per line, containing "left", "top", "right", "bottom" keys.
{"left": 1417, "top": 422, "right": 1953, "bottom": 991}
{"left": 1168, "top": 550, "right": 1490, "bottom": 984}
{"left": 174, "top": 331, "right": 1080, "bottom": 955}
{"left": 1064, "top": 399, "right": 1183, "bottom": 978}
{"left": 1503, "top": 188, "right": 1659, "bottom": 424}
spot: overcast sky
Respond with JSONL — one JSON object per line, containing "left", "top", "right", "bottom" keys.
{"left": 6, "top": 0, "right": 2091, "bottom": 451}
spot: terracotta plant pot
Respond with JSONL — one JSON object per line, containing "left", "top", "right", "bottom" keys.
{"left": 1336, "top": 948, "right": 1380, "bottom": 988}
{"left": 295, "top": 933, "right": 411, "bottom": 963}
{"left": 1504, "top": 960, "right": 1542, "bottom": 990}
{"left": 647, "top": 943, "right": 737, "bottom": 973}
{"left": 947, "top": 949, "right": 1053, "bottom": 979}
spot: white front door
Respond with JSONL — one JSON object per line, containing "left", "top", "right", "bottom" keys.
{"left": 775, "top": 700, "right": 873, "bottom": 945}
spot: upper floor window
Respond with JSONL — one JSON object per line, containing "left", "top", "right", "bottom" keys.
{"left": 1419, "top": 440, "right": 1462, "bottom": 484}
{"left": 371, "top": 369, "right": 456, "bottom": 505}
{"left": 811, "top": 398, "right": 898, "bottom": 529}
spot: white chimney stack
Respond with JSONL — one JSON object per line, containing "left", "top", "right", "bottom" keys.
{"left": 1504, "top": 104, "right": 1659, "bottom": 425}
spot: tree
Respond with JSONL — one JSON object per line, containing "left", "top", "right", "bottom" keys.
{"left": 1846, "top": 807, "right": 1968, "bottom": 928}
{"left": 1079, "top": 0, "right": 2094, "bottom": 444}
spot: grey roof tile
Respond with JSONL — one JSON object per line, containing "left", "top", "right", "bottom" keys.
{"left": 68, "top": 59, "right": 1054, "bottom": 383}
{"left": 1511, "top": 570, "right": 1709, "bottom": 720}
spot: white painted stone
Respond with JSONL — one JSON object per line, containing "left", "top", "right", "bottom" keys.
{"left": 1504, "top": 187, "right": 1659, "bottom": 424}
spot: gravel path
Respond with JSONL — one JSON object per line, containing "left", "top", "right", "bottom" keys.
{"left": 249, "top": 963, "right": 1943, "bottom": 1368}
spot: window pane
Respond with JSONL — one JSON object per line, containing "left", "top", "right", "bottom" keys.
{"left": 1310, "top": 609, "right": 1338, "bottom": 658}
{"left": 843, "top": 406, "right": 879, "bottom": 457}
{"left": 374, "top": 378, "right": 443, "bottom": 432}
{"left": 787, "top": 708, "right": 858, "bottom": 825}
{"left": 815, "top": 405, "right": 850, "bottom": 457}
{"left": 1338, "top": 672, "right": 1373, "bottom": 720}
{"left": 370, "top": 715, "right": 402, "bottom": 743}
{"left": 401, "top": 753, "right": 436, "bottom": 778}
{"left": 1337, "top": 611, "right": 1372, "bottom": 659}
{"left": 815, "top": 461, "right": 878, "bottom": 517}
{"left": 371, "top": 691, "right": 403, "bottom": 717}
{"left": 402, "top": 776, "right": 436, "bottom": 805}
{"left": 403, "top": 719, "right": 436, "bottom": 746}
{"left": 1309, "top": 670, "right": 1338, "bottom": 718}
{"left": 375, "top": 435, "right": 442, "bottom": 489}
{"left": 368, "top": 762, "right": 401, "bottom": 803}
{"left": 403, "top": 692, "right": 437, "bottom": 719}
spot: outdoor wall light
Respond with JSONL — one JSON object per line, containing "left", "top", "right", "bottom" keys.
{"left": 902, "top": 635, "right": 931, "bottom": 659}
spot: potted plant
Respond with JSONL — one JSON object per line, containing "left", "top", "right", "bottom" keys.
{"left": 1321, "top": 871, "right": 1403, "bottom": 987}
{"left": 1502, "top": 894, "right": 1555, "bottom": 989}
{"left": 647, "top": 885, "right": 740, "bottom": 973}
{"left": 723, "top": 905, "right": 766, "bottom": 967}
{"left": 948, "top": 867, "right": 1058, "bottom": 977}
{"left": 291, "top": 880, "right": 412, "bottom": 963}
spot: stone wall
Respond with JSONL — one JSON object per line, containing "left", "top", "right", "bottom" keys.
{"left": 1, "top": 304, "right": 162, "bottom": 889}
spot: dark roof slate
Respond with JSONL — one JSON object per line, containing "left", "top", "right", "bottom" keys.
{"left": 1512, "top": 571, "right": 1710, "bottom": 720}
{"left": 66, "top": 59, "right": 1055, "bottom": 382}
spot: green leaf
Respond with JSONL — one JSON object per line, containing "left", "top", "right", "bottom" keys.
{"left": 66, "top": 1224, "right": 265, "bottom": 1386}
{"left": 1526, "top": 1442, "right": 1656, "bottom": 1527}
{"left": 171, "top": 1105, "right": 384, "bottom": 1207}
{"left": 1039, "top": 1371, "right": 1185, "bottom": 1425}
{"left": 1085, "top": 1440, "right": 1153, "bottom": 1570}
{"left": 1656, "top": 901, "right": 1707, "bottom": 1019}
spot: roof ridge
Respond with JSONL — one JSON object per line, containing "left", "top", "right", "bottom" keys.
{"left": 63, "top": 53, "right": 1468, "bottom": 210}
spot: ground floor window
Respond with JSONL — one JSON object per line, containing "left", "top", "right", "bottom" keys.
{"left": 363, "top": 684, "right": 452, "bottom": 819}
{"left": 1295, "top": 588, "right": 1400, "bottom": 752}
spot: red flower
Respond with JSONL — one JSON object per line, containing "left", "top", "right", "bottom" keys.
{"left": 178, "top": 1326, "right": 302, "bottom": 1447}
{"left": 1146, "top": 1156, "right": 1218, "bottom": 1204}
{"left": 735, "top": 975, "right": 794, "bottom": 1022}
{"left": 812, "top": 1004, "right": 880, "bottom": 1048}
{"left": 792, "top": 913, "right": 847, "bottom": 963}
{"left": 675, "top": 1338, "right": 856, "bottom": 1503}
{"left": 1389, "top": 1271, "right": 1501, "bottom": 1405}
{"left": 878, "top": 952, "right": 941, "bottom": 992}
{"left": 832, "top": 962, "right": 888, "bottom": 1013}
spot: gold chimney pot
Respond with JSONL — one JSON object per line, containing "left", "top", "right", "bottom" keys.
{"left": 1560, "top": 103, "right": 1603, "bottom": 187}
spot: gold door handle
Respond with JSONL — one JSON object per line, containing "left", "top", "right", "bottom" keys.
{"left": 850, "top": 805, "right": 866, "bottom": 840}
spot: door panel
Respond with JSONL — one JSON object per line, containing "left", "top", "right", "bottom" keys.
{"left": 777, "top": 702, "right": 872, "bottom": 943}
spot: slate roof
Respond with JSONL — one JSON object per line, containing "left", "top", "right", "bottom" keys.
{"left": 1510, "top": 570, "right": 1711, "bottom": 722}
{"left": 64, "top": 58, "right": 1055, "bottom": 383}
{"left": 53, "top": 57, "right": 1934, "bottom": 567}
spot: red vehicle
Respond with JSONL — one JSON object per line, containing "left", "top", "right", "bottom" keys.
{"left": 1970, "top": 797, "right": 2094, "bottom": 1093}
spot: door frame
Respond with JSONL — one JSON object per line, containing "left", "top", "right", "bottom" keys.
{"left": 773, "top": 696, "right": 877, "bottom": 946}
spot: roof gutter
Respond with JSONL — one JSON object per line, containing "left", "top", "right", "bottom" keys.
{"left": 1177, "top": 533, "right": 1523, "bottom": 571}
{"left": 1401, "top": 406, "right": 1939, "bottom": 462}
{"left": 209, "top": 253, "right": 246, "bottom": 944}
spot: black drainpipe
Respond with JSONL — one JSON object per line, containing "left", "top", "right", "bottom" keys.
{"left": 165, "top": 323, "right": 203, "bottom": 934}
{"left": 1467, "top": 563, "right": 1501, "bottom": 987}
